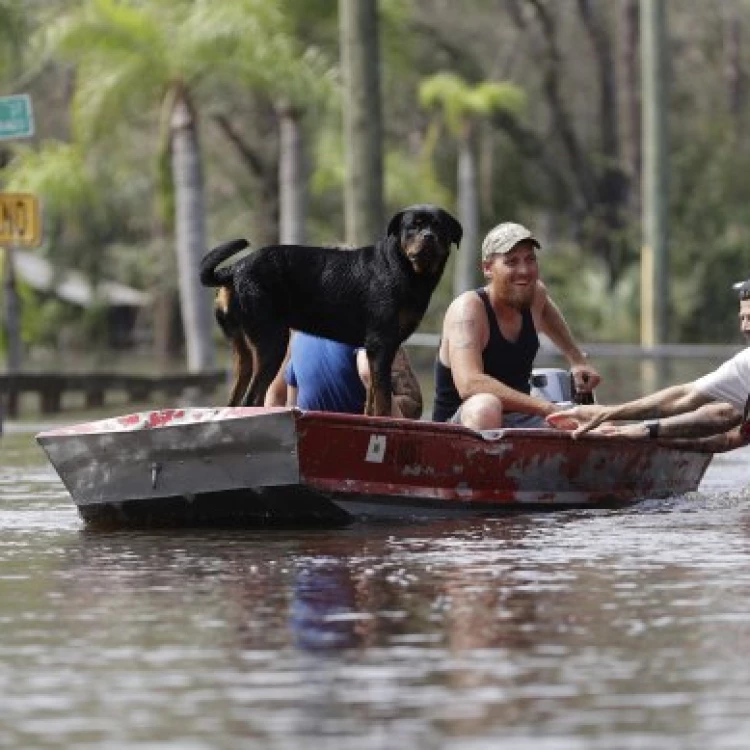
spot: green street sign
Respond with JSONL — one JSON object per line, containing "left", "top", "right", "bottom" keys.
{"left": 0, "top": 94, "right": 34, "bottom": 140}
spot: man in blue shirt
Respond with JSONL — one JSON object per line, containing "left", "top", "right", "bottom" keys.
{"left": 266, "top": 332, "right": 422, "bottom": 418}
{"left": 286, "top": 333, "right": 367, "bottom": 414}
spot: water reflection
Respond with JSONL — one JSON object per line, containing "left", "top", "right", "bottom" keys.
{"left": 55, "top": 518, "right": 558, "bottom": 658}
{"left": 49, "top": 511, "right": 648, "bottom": 662}
{"left": 4, "top": 432, "right": 750, "bottom": 747}
{"left": 290, "top": 561, "right": 365, "bottom": 650}
{"left": 286, "top": 519, "right": 541, "bottom": 653}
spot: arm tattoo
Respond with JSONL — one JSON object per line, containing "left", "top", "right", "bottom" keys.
{"left": 451, "top": 317, "right": 476, "bottom": 350}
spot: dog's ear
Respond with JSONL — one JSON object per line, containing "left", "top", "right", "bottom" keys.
{"left": 441, "top": 211, "right": 463, "bottom": 248}
{"left": 386, "top": 211, "right": 405, "bottom": 238}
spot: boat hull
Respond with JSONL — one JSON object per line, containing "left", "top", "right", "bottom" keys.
{"left": 37, "top": 407, "right": 714, "bottom": 527}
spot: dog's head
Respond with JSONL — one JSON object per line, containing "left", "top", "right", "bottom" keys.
{"left": 387, "top": 205, "right": 463, "bottom": 276}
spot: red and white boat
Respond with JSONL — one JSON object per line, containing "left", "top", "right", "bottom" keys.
{"left": 36, "top": 405, "right": 714, "bottom": 528}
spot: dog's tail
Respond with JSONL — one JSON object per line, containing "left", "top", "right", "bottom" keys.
{"left": 199, "top": 238, "right": 250, "bottom": 287}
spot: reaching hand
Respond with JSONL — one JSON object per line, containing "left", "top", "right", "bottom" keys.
{"left": 546, "top": 404, "right": 612, "bottom": 436}
{"left": 595, "top": 423, "right": 648, "bottom": 438}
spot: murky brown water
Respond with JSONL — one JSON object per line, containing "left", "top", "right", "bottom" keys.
{"left": 2, "top": 416, "right": 750, "bottom": 749}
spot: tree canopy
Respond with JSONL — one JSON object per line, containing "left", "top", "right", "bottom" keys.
{"left": 2, "top": 0, "right": 750, "bottom": 357}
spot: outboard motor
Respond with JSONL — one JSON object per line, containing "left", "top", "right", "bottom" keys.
{"left": 530, "top": 368, "right": 596, "bottom": 407}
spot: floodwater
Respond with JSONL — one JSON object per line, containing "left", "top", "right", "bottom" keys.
{"left": 2, "top": 418, "right": 750, "bottom": 750}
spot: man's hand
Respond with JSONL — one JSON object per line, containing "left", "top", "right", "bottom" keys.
{"left": 546, "top": 404, "right": 613, "bottom": 436}
{"left": 594, "top": 422, "right": 648, "bottom": 438}
{"left": 570, "top": 362, "right": 601, "bottom": 394}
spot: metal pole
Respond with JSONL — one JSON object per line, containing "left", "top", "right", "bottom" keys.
{"left": 640, "top": 0, "right": 669, "bottom": 347}
{"left": 1, "top": 245, "right": 22, "bottom": 434}
{"left": 2, "top": 245, "right": 22, "bottom": 372}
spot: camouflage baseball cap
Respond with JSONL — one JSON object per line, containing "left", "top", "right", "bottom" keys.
{"left": 481, "top": 222, "right": 540, "bottom": 262}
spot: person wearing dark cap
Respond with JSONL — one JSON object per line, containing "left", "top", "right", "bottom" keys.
{"left": 432, "top": 221, "right": 601, "bottom": 429}
{"left": 547, "top": 279, "right": 750, "bottom": 449}
{"left": 733, "top": 278, "right": 750, "bottom": 342}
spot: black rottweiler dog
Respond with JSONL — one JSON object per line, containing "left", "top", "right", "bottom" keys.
{"left": 200, "top": 204, "right": 462, "bottom": 416}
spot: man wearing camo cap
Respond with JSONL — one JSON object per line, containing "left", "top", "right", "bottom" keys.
{"left": 432, "top": 221, "right": 601, "bottom": 429}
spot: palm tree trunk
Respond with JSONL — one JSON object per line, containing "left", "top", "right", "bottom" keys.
{"left": 621, "top": 0, "right": 641, "bottom": 216}
{"left": 339, "top": 0, "right": 384, "bottom": 245}
{"left": 455, "top": 130, "right": 479, "bottom": 295}
{"left": 170, "top": 87, "right": 215, "bottom": 372}
{"left": 277, "top": 102, "right": 307, "bottom": 244}
{"left": 722, "top": 1, "right": 745, "bottom": 139}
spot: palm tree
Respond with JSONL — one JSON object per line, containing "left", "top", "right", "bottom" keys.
{"left": 45, "top": 0, "right": 307, "bottom": 372}
{"left": 420, "top": 73, "right": 525, "bottom": 294}
{"left": 43, "top": 0, "right": 217, "bottom": 370}
{"left": 228, "top": 38, "right": 335, "bottom": 246}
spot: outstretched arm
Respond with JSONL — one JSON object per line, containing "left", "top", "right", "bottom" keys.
{"left": 548, "top": 383, "right": 718, "bottom": 437}
{"left": 656, "top": 427, "right": 749, "bottom": 453}
{"left": 596, "top": 402, "right": 742, "bottom": 440}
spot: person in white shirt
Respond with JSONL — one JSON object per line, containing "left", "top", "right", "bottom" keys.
{"left": 547, "top": 281, "right": 750, "bottom": 449}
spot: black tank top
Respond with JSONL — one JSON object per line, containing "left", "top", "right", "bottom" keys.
{"left": 432, "top": 288, "right": 539, "bottom": 422}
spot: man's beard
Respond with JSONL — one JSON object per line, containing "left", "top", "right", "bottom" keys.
{"left": 505, "top": 285, "right": 535, "bottom": 310}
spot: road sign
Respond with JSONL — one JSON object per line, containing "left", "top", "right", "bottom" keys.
{"left": 0, "top": 94, "right": 34, "bottom": 140}
{"left": 0, "top": 193, "right": 41, "bottom": 246}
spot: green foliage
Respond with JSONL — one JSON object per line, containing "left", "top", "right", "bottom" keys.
{"left": 672, "top": 239, "right": 750, "bottom": 343}
{"left": 0, "top": 0, "right": 26, "bottom": 81}
{"left": 384, "top": 148, "right": 452, "bottom": 216}
{"left": 2, "top": 140, "right": 144, "bottom": 282}
{"left": 4, "top": 141, "right": 103, "bottom": 223}
{"left": 419, "top": 72, "right": 525, "bottom": 137}
{"left": 6, "top": 0, "right": 750, "bottom": 354}
{"left": 19, "top": 286, "right": 70, "bottom": 348}
{"left": 542, "top": 246, "right": 641, "bottom": 343}
{"left": 668, "top": 119, "right": 750, "bottom": 341}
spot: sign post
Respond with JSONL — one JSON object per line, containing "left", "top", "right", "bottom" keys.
{"left": 2, "top": 246, "right": 22, "bottom": 371}
{"left": 0, "top": 95, "right": 36, "bottom": 432}
{"left": 1, "top": 193, "right": 41, "bottom": 424}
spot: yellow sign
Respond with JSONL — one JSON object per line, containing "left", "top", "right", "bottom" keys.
{"left": 0, "top": 192, "right": 41, "bottom": 246}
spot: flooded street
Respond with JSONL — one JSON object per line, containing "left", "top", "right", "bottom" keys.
{"left": 2, "top": 420, "right": 750, "bottom": 749}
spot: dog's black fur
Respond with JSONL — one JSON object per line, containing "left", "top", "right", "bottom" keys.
{"left": 200, "top": 204, "right": 462, "bottom": 416}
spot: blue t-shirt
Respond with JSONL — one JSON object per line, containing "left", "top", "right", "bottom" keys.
{"left": 285, "top": 333, "right": 366, "bottom": 413}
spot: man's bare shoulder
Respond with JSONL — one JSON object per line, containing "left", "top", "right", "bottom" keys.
{"left": 531, "top": 279, "right": 549, "bottom": 312}
{"left": 445, "top": 291, "right": 487, "bottom": 350}
{"left": 445, "top": 290, "right": 484, "bottom": 320}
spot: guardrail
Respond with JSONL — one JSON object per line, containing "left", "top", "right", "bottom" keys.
{"left": 0, "top": 371, "right": 225, "bottom": 418}
{"left": 406, "top": 333, "right": 744, "bottom": 359}
{"left": 1, "top": 340, "right": 743, "bottom": 425}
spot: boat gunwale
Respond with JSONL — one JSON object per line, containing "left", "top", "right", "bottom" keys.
{"left": 34, "top": 405, "right": 717, "bottom": 458}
